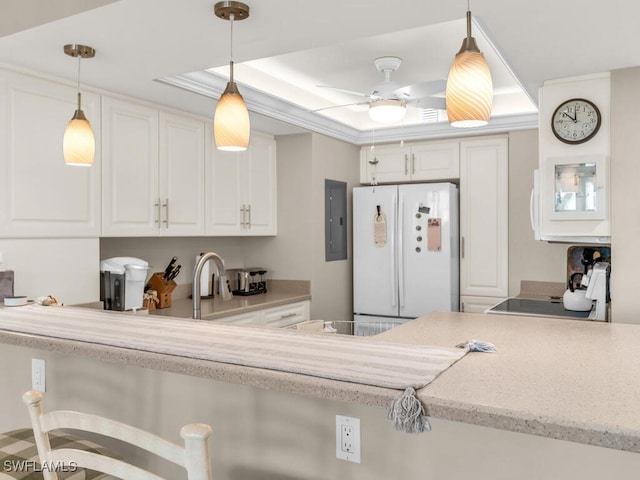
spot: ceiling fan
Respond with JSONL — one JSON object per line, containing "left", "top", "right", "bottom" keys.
{"left": 315, "top": 56, "right": 447, "bottom": 124}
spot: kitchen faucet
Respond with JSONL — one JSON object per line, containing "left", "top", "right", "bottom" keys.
{"left": 193, "top": 252, "right": 233, "bottom": 319}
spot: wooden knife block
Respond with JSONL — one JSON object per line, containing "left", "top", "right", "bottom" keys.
{"left": 147, "top": 272, "right": 177, "bottom": 309}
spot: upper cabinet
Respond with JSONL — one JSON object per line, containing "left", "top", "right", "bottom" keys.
{"left": 359, "top": 140, "right": 459, "bottom": 184}
{"left": 206, "top": 130, "right": 277, "bottom": 236}
{"left": 535, "top": 73, "right": 611, "bottom": 243}
{"left": 102, "top": 97, "right": 205, "bottom": 237}
{"left": 0, "top": 69, "right": 101, "bottom": 237}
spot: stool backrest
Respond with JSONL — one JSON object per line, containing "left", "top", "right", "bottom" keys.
{"left": 22, "top": 390, "right": 213, "bottom": 480}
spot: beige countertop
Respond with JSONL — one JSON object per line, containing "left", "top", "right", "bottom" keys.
{"left": 149, "top": 279, "right": 311, "bottom": 320}
{"left": 0, "top": 305, "right": 638, "bottom": 454}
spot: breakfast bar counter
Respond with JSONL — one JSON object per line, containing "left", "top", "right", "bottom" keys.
{"left": 0, "top": 305, "right": 639, "bottom": 455}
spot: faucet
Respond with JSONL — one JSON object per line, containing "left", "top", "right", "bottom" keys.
{"left": 193, "top": 252, "right": 233, "bottom": 319}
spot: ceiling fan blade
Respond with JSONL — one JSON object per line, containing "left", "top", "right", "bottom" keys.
{"left": 407, "top": 96, "right": 447, "bottom": 110}
{"left": 312, "top": 101, "right": 370, "bottom": 113}
{"left": 393, "top": 80, "right": 447, "bottom": 101}
{"left": 316, "top": 85, "right": 371, "bottom": 99}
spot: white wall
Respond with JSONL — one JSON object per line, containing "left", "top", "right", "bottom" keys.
{"left": 610, "top": 67, "right": 640, "bottom": 324}
{"left": 2, "top": 343, "right": 639, "bottom": 480}
{"left": 0, "top": 238, "right": 99, "bottom": 305}
{"left": 507, "top": 130, "right": 568, "bottom": 294}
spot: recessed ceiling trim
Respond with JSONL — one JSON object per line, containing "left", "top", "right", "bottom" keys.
{"left": 158, "top": 70, "right": 538, "bottom": 145}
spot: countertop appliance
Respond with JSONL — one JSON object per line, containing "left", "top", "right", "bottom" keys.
{"left": 100, "top": 257, "right": 150, "bottom": 311}
{"left": 227, "top": 267, "right": 267, "bottom": 296}
{"left": 353, "top": 183, "right": 459, "bottom": 335}
{"left": 487, "top": 297, "right": 592, "bottom": 320}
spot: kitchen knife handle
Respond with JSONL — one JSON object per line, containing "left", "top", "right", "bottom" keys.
{"left": 162, "top": 198, "right": 169, "bottom": 227}
{"left": 404, "top": 154, "right": 409, "bottom": 176}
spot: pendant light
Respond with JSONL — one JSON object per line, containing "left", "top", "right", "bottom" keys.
{"left": 445, "top": 3, "right": 493, "bottom": 128}
{"left": 63, "top": 44, "right": 96, "bottom": 166}
{"left": 213, "top": 1, "right": 250, "bottom": 151}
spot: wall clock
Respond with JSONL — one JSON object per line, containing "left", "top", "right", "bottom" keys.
{"left": 551, "top": 98, "right": 602, "bottom": 144}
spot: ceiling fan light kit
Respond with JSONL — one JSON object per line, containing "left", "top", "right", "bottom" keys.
{"left": 213, "top": 1, "right": 251, "bottom": 151}
{"left": 369, "top": 99, "right": 407, "bottom": 123}
{"left": 445, "top": 7, "right": 493, "bottom": 128}
{"left": 63, "top": 44, "right": 96, "bottom": 166}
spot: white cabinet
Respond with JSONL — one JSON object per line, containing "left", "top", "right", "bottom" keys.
{"left": 102, "top": 97, "right": 205, "bottom": 236}
{"left": 359, "top": 140, "right": 459, "bottom": 184}
{"left": 215, "top": 300, "right": 310, "bottom": 327}
{"left": 263, "top": 301, "right": 310, "bottom": 328}
{"left": 536, "top": 73, "right": 611, "bottom": 242}
{"left": 459, "top": 136, "right": 509, "bottom": 300}
{"left": 206, "top": 130, "right": 277, "bottom": 236}
{"left": 0, "top": 69, "right": 101, "bottom": 237}
{"left": 460, "top": 295, "right": 505, "bottom": 313}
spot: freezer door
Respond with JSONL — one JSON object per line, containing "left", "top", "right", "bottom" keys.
{"left": 353, "top": 185, "right": 398, "bottom": 317}
{"left": 398, "top": 183, "right": 459, "bottom": 318}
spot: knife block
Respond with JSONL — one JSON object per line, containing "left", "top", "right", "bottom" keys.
{"left": 147, "top": 272, "right": 177, "bottom": 309}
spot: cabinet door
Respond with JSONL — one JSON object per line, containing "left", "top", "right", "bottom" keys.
{"left": 0, "top": 70, "right": 101, "bottom": 237}
{"left": 244, "top": 133, "right": 277, "bottom": 235}
{"left": 460, "top": 295, "right": 505, "bottom": 313}
{"left": 216, "top": 311, "right": 260, "bottom": 325}
{"left": 205, "top": 124, "right": 244, "bottom": 235}
{"left": 410, "top": 141, "right": 460, "bottom": 181}
{"left": 361, "top": 144, "right": 410, "bottom": 184}
{"left": 102, "top": 97, "right": 159, "bottom": 236}
{"left": 159, "top": 112, "right": 205, "bottom": 236}
{"left": 262, "top": 301, "right": 310, "bottom": 328}
{"left": 460, "top": 136, "right": 508, "bottom": 297}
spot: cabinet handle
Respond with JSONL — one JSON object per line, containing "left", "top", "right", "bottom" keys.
{"left": 162, "top": 198, "right": 169, "bottom": 227}
{"left": 461, "top": 302, "right": 465, "bottom": 312}
{"left": 411, "top": 153, "right": 416, "bottom": 175}
{"left": 461, "top": 236, "right": 465, "bottom": 259}
{"left": 404, "top": 154, "right": 409, "bottom": 176}
{"left": 154, "top": 198, "right": 161, "bottom": 225}
{"left": 240, "top": 205, "right": 246, "bottom": 228}
{"left": 247, "top": 204, "right": 251, "bottom": 229}
{"left": 280, "top": 312, "right": 298, "bottom": 319}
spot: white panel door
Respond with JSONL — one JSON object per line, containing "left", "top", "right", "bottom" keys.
{"left": 0, "top": 70, "right": 101, "bottom": 237}
{"left": 244, "top": 132, "right": 277, "bottom": 235}
{"left": 460, "top": 136, "right": 509, "bottom": 297}
{"left": 102, "top": 97, "right": 159, "bottom": 236}
{"left": 410, "top": 141, "right": 460, "bottom": 181}
{"left": 353, "top": 185, "right": 398, "bottom": 317}
{"left": 399, "top": 183, "right": 459, "bottom": 318}
{"left": 361, "top": 145, "right": 409, "bottom": 184}
{"left": 159, "top": 112, "right": 205, "bottom": 236}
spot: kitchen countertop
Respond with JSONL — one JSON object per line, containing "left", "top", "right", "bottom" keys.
{"left": 149, "top": 280, "right": 311, "bottom": 320}
{"left": 0, "top": 306, "right": 638, "bottom": 453}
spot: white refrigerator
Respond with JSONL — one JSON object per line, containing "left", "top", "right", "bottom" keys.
{"left": 353, "top": 183, "right": 459, "bottom": 335}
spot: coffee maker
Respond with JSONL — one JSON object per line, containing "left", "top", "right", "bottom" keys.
{"left": 100, "top": 257, "right": 150, "bottom": 311}
{"left": 585, "top": 262, "right": 610, "bottom": 321}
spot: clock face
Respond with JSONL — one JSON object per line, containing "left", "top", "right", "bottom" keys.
{"left": 551, "top": 98, "right": 602, "bottom": 144}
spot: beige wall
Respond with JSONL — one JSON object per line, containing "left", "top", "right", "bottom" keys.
{"left": 507, "top": 130, "right": 568, "bottom": 295}
{"left": 2, "top": 344, "right": 640, "bottom": 479}
{"left": 610, "top": 67, "right": 640, "bottom": 324}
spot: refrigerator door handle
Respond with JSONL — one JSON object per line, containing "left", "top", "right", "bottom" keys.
{"left": 390, "top": 194, "right": 397, "bottom": 308}
{"left": 398, "top": 192, "right": 405, "bottom": 309}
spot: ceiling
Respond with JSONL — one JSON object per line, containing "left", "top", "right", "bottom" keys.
{"left": 1, "top": 0, "right": 639, "bottom": 145}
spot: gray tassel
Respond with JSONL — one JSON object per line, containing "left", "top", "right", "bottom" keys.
{"left": 387, "top": 387, "right": 432, "bottom": 434}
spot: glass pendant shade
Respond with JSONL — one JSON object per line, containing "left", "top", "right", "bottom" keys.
{"left": 445, "top": 10, "right": 493, "bottom": 128}
{"left": 368, "top": 99, "right": 407, "bottom": 123}
{"left": 214, "top": 80, "right": 250, "bottom": 151}
{"left": 63, "top": 106, "right": 95, "bottom": 166}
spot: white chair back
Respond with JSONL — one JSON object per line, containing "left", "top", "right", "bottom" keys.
{"left": 22, "top": 390, "right": 213, "bottom": 480}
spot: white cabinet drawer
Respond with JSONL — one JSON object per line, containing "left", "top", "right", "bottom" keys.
{"left": 217, "top": 311, "right": 260, "bottom": 325}
{"left": 262, "top": 301, "right": 310, "bottom": 328}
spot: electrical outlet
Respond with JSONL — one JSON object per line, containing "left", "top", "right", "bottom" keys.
{"left": 32, "top": 358, "right": 45, "bottom": 392}
{"left": 336, "top": 415, "right": 360, "bottom": 463}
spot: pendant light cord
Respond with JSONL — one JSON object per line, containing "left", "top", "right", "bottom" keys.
{"left": 76, "top": 54, "right": 82, "bottom": 110}
{"left": 229, "top": 12, "right": 235, "bottom": 83}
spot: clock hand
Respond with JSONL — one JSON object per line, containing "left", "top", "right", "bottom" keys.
{"left": 562, "top": 109, "right": 577, "bottom": 123}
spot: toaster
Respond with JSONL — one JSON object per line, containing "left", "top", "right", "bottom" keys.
{"left": 227, "top": 268, "right": 267, "bottom": 296}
